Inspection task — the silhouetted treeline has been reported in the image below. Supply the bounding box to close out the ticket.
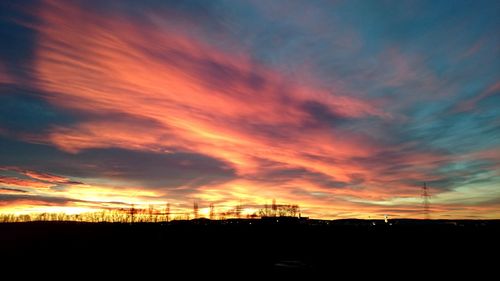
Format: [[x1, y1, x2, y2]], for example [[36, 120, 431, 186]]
[[0, 200, 302, 223]]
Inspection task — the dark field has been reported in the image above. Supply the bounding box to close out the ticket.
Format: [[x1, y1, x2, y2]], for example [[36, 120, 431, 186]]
[[1, 219, 499, 276]]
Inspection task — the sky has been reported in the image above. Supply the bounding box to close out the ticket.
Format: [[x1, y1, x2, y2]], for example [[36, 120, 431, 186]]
[[0, 0, 499, 219]]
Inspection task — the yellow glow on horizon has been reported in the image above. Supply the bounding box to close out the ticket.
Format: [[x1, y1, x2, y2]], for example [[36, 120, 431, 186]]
[[1, 205, 96, 215], [58, 184, 163, 204]]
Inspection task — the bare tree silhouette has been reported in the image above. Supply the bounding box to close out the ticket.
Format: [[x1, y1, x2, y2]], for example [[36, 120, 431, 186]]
[[129, 204, 136, 224], [258, 202, 300, 218], [235, 203, 242, 219], [165, 203, 170, 222], [148, 205, 154, 222], [0, 199, 303, 222]]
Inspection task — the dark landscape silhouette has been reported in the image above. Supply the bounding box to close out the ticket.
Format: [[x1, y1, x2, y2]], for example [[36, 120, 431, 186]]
[[1, 217, 498, 277]]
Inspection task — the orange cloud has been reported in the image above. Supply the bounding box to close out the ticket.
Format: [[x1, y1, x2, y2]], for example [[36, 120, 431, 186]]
[[33, 1, 387, 185]]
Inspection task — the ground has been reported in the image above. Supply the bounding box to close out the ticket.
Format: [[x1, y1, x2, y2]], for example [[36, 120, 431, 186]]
[[1, 219, 498, 277]]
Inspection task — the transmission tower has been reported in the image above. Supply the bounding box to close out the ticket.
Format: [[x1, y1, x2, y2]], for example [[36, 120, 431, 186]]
[[422, 182, 430, 220], [193, 201, 199, 219], [209, 203, 215, 220]]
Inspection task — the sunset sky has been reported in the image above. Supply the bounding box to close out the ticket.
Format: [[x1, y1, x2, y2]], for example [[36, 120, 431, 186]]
[[1, 0, 499, 219]]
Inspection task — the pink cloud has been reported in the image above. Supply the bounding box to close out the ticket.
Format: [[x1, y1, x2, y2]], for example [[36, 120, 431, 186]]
[[31, 1, 388, 184]]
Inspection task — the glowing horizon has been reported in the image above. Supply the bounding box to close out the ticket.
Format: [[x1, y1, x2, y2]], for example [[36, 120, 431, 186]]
[[1, 1, 499, 220]]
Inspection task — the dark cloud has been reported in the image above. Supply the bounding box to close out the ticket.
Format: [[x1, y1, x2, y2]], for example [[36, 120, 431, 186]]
[[0, 0, 39, 81], [400, 108, 500, 155], [300, 101, 349, 128], [347, 143, 500, 192], [427, 160, 499, 189], [0, 137, 236, 189], [376, 208, 422, 214], [138, 45, 268, 96], [480, 197, 500, 207], [0, 187, 28, 193], [245, 162, 360, 189], [79, 112, 167, 130], [66, 148, 236, 189], [0, 85, 77, 134], [0, 194, 80, 205]]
